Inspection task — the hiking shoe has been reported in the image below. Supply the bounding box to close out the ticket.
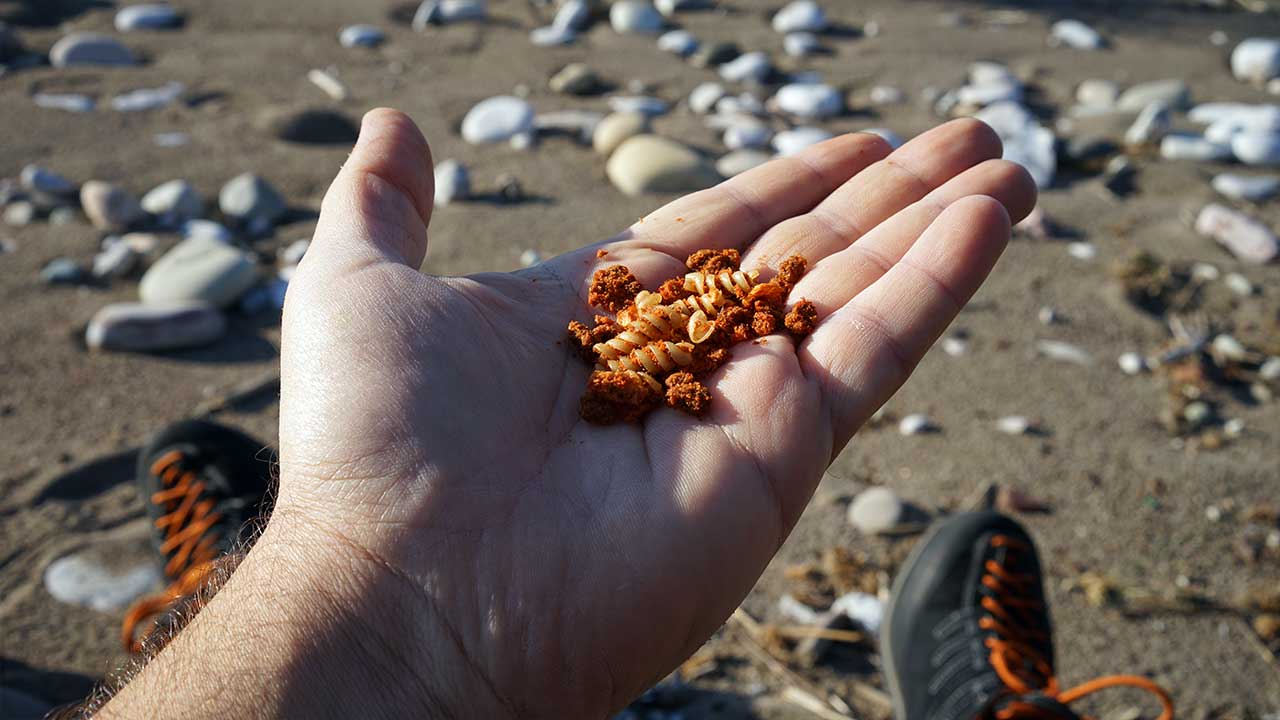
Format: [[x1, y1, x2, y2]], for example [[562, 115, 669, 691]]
[[121, 419, 274, 651], [882, 511, 1173, 720]]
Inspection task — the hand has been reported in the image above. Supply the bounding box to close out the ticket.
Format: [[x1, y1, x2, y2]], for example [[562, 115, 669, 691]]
[[104, 109, 1035, 719]]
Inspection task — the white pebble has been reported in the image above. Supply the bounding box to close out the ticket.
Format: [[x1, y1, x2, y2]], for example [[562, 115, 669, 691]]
[[774, 83, 841, 119], [724, 122, 771, 150], [773, 1, 827, 34], [1067, 242, 1097, 260], [995, 416, 1032, 435], [1125, 102, 1171, 146], [1159, 133, 1231, 161], [1050, 19, 1104, 50], [657, 30, 698, 56], [1212, 334, 1248, 361], [307, 68, 349, 100], [1231, 131, 1280, 166], [519, 248, 543, 267], [898, 413, 933, 435], [869, 85, 904, 105], [553, 0, 590, 31], [339, 25, 385, 48], [1258, 356, 1280, 380], [44, 553, 162, 611], [1231, 38, 1280, 85], [433, 159, 470, 206], [1036, 339, 1093, 365], [719, 52, 771, 84], [941, 336, 968, 356], [1223, 418, 1246, 438], [690, 82, 727, 114], [33, 93, 95, 113], [1191, 262, 1220, 282], [784, 32, 822, 57], [111, 81, 184, 112], [1224, 272, 1254, 296], [610, 1, 663, 34], [1118, 352, 1147, 375], [608, 96, 669, 116], [1194, 203, 1278, 265], [530, 25, 575, 46], [1037, 306, 1059, 325], [461, 96, 535, 144], [772, 127, 832, 156], [1211, 173, 1280, 201]]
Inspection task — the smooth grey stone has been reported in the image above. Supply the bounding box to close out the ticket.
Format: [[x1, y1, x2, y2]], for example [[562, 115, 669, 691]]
[[593, 111, 648, 156], [110, 81, 184, 112], [1211, 173, 1280, 201], [1232, 38, 1280, 84], [784, 32, 822, 58], [182, 219, 233, 242], [969, 61, 1017, 87], [714, 92, 763, 117], [339, 24, 385, 48], [44, 550, 161, 610], [772, 126, 832, 156], [140, 235, 259, 307], [1049, 19, 1104, 50], [218, 173, 286, 224], [49, 33, 135, 67], [86, 301, 226, 352], [657, 29, 698, 56], [80, 181, 143, 231], [1194, 203, 1278, 264], [718, 51, 770, 83], [413, 0, 486, 27], [716, 149, 771, 177], [530, 24, 575, 46], [154, 131, 190, 147], [41, 258, 84, 284], [1231, 131, 1280, 166], [549, 63, 601, 95], [847, 487, 905, 535], [610, 1, 663, 34], [92, 242, 139, 279], [606, 135, 719, 195], [1187, 102, 1273, 125], [433, 159, 470, 206], [868, 85, 905, 105], [1124, 102, 1171, 146], [772, 0, 826, 34], [3, 200, 35, 226], [141, 179, 203, 224], [33, 93, 95, 113], [655, 0, 709, 15], [607, 95, 668, 116], [958, 80, 1022, 107], [1116, 79, 1190, 112], [975, 101, 1056, 188], [1204, 107, 1280, 144], [115, 4, 182, 31], [534, 110, 603, 143], [1159, 133, 1232, 161], [461, 96, 534, 144], [690, 41, 738, 68], [1076, 78, 1119, 108], [774, 82, 841, 119], [20, 165, 76, 196], [689, 82, 726, 114], [723, 121, 771, 150], [1036, 339, 1093, 365], [552, 0, 590, 31]]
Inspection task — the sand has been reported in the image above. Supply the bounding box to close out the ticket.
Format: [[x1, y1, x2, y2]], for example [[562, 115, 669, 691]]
[[1, 0, 1278, 716]]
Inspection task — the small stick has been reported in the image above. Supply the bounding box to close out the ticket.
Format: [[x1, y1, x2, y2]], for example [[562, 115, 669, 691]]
[[730, 609, 858, 718], [770, 625, 867, 644]]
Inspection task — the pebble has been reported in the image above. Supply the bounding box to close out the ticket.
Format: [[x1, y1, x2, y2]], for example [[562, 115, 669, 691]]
[[534, 109, 603, 143], [655, 0, 707, 15], [969, 61, 1016, 86], [1231, 131, 1280, 166], [1159, 133, 1232, 161], [1037, 306, 1059, 325], [1188, 102, 1272, 125], [610, 1, 663, 34], [607, 95, 669, 116], [1259, 356, 1280, 381], [784, 32, 822, 58], [306, 68, 348, 100], [40, 258, 84, 285], [549, 63, 601, 96], [719, 51, 771, 84], [1049, 19, 1104, 50], [111, 81, 185, 112], [898, 413, 933, 435], [219, 173, 287, 225], [140, 236, 260, 307], [92, 242, 139, 279], [1124, 102, 1171, 146], [20, 165, 77, 196], [1067, 241, 1097, 260], [772, 127, 832, 156], [1076, 79, 1119, 108], [1225, 272, 1254, 296], [996, 416, 1033, 435], [774, 82, 841, 119], [278, 239, 310, 267], [862, 127, 904, 149], [593, 111, 649, 155], [1036, 339, 1093, 365], [3, 201, 35, 226], [113, 232, 161, 256], [1116, 79, 1190, 113], [519, 248, 543, 267], [773, 1, 827, 34], [974, 102, 1056, 188], [87, 299, 226, 350], [141, 179, 203, 225], [941, 336, 968, 356], [723, 121, 771, 150], [433, 159, 470, 206], [689, 82, 727, 114], [1212, 334, 1248, 362], [33, 93, 95, 113], [657, 30, 698, 56], [183, 219, 233, 243], [714, 93, 764, 117], [848, 487, 905, 535], [715, 149, 771, 177], [530, 25, 575, 46], [830, 592, 885, 635], [1191, 262, 1220, 282], [606, 135, 720, 196], [553, 0, 591, 31], [49, 33, 136, 67], [413, 0, 487, 28], [1118, 352, 1147, 375], [869, 85, 905, 105], [154, 131, 191, 147], [1231, 38, 1280, 85], [691, 41, 740, 68], [1203, 107, 1280, 144], [115, 4, 182, 31], [44, 551, 162, 611], [80, 181, 143, 231], [1194, 203, 1278, 264], [957, 80, 1022, 107], [1212, 173, 1280, 202], [339, 24, 386, 48]]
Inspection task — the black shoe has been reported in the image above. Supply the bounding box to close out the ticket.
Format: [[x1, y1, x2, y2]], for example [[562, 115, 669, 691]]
[[122, 419, 274, 651], [881, 511, 1173, 720]]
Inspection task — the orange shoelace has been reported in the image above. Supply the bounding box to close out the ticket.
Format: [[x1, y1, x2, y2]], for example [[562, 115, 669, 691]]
[[981, 535, 1175, 720], [120, 450, 223, 652]]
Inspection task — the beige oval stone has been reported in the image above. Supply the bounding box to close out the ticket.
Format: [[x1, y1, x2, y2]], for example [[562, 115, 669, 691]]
[[605, 135, 721, 196], [86, 301, 226, 352], [592, 112, 648, 156], [139, 236, 260, 308], [80, 181, 143, 231]]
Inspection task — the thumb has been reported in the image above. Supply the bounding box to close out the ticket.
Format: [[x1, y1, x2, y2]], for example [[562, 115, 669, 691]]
[[306, 108, 434, 271]]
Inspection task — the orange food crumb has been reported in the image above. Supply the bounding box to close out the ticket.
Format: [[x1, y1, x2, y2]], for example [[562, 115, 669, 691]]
[[666, 380, 712, 417], [784, 299, 819, 337], [777, 255, 808, 289], [751, 310, 779, 337], [596, 249, 609, 258], [658, 277, 691, 302], [745, 281, 786, 311], [665, 371, 696, 389], [588, 266, 643, 314], [686, 248, 741, 273], [580, 371, 662, 425]]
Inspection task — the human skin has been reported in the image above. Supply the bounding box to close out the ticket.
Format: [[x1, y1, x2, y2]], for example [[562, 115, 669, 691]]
[[99, 109, 1035, 719]]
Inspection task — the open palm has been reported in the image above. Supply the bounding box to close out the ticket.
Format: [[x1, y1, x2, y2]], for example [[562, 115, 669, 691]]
[[274, 109, 1036, 717]]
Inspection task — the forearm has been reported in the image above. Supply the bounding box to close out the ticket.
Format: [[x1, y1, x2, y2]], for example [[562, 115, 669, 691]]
[[96, 514, 504, 719]]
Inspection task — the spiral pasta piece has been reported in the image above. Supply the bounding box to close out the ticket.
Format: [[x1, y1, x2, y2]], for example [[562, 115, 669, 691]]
[[687, 310, 715, 344], [683, 269, 760, 299], [593, 329, 653, 362], [603, 340, 695, 374], [669, 287, 729, 318]]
